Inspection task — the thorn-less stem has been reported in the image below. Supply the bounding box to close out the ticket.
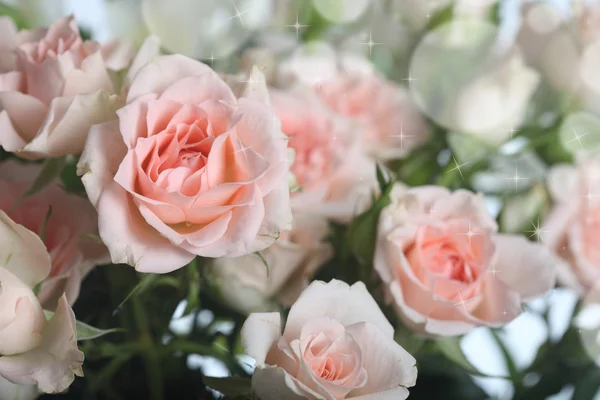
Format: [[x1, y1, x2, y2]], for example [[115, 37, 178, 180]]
[[132, 296, 164, 400]]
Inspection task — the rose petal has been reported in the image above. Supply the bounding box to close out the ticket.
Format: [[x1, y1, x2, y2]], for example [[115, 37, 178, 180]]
[[252, 365, 319, 400], [96, 182, 194, 273], [126, 54, 216, 103], [0, 91, 47, 144], [0, 211, 50, 287], [346, 322, 417, 397], [241, 312, 281, 365], [493, 234, 557, 301], [24, 91, 121, 157], [78, 120, 128, 206], [283, 280, 393, 341], [0, 295, 84, 394]]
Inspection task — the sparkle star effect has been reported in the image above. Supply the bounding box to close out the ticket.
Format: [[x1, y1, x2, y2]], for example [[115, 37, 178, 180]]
[[451, 290, 476, 314], [402, 70, 417, 88], [229, 0, 249, 26], [286, 13, 309, 38], [584, 187, 600, 208], [447, 157, 470, 180], [459, 221, 482, 245], [526, 219, 550, 243], [359, 31, 382, 57], [489, 263, 502, 279], [207, 51, 218, 65], [233, 137, 257, 162], [504, 166, 528, 191], [390, 124, 415, 149], [568, 128, 588, 149]]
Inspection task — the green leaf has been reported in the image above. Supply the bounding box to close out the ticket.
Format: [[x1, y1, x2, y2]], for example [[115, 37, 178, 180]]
[[572, 368, 600, 400], [348, 174, 395, 267], [375, 163, 388, 192], [395, 323, 426, 355], [12, 157, 66, 210], [436, 336, 507, 378], [425, 3, 454, 31], [203, 376, 252, 397], [44, 311, 123, 341]]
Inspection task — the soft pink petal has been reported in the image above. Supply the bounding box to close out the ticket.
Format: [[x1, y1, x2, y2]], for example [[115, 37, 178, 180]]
[[101, 37, 136, 71], [241, 312, 282, 365], [62, 51, 114, 97], [283, 280, 393, 342], [24, 91, 121, 157], [0, 295, 84, 394], [493, 234, 557, 301], [0, 91, 47, 143], [346, 322, 417, 397], [123, 36, 161, 91], [0, 211, 51, 287], [78, 120, 128, 206], [96, 182, 194, 273], [126, 54, 216, 103], [159, 73, 236, 106]]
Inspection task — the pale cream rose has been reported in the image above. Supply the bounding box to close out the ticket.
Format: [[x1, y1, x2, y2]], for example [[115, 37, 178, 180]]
[[0, 211, 83, 393]]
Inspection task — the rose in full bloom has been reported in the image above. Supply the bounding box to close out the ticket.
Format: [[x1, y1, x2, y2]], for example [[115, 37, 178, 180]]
[[374, 185, 557, 336], [543, 156, 600, 295], [0, 160, 109, 309], [212, 213, 333, 313], [0, 211, 83, 393], [270, 87, 376, 221], [0, 15, 120, 158], [279, 42, 430, 161], [78, 57, 292, 273], [242, 280, 417, 400]]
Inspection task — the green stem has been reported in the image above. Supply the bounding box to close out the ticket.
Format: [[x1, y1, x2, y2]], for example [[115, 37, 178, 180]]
[[132, 296, 164, 400]]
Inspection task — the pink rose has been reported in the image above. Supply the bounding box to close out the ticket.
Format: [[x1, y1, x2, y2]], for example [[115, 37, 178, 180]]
[[543, 157, 600, 294], [78, 57, 292, 273], [374, 185, 557, 336], [242, 280, 417, 400], [0, 15, 120, 158], [0, 211, 83, 393], [213, 212, 333, 313], [270, 87, 376, 221], [0, 160, 109, 309], [279, 43, 430, 161]]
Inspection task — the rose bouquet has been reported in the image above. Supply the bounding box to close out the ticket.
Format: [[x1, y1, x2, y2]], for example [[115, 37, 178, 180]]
[[0, 0, 599, 399]]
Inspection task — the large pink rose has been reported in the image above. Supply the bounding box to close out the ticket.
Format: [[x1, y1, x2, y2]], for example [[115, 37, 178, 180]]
[[543, 156, 600, 295], [279, 43, 430, 161], [213, 212, 333, 313], [242, 280, 417, 400], [270, 87, 376, 221], [0, 211, 83, 393], [0, 15, 120, 158], [78, 57, 292, 273], [0, 160, 108, 308], [374, 185, 557, 336]]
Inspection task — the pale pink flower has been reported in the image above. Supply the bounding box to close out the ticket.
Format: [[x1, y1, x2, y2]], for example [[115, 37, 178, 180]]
[[242, 280, 418, 400], [374, 185, 557, 336], [0, 211, 83, 393], [270, 87, 376, 221], [78, 57, 292, 273], [543, 156, 600, 295], [0, 15, 120, 158]]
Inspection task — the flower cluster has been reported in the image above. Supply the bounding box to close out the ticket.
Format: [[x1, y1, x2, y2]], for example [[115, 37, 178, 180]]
[[0, 2, 597, 398]]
